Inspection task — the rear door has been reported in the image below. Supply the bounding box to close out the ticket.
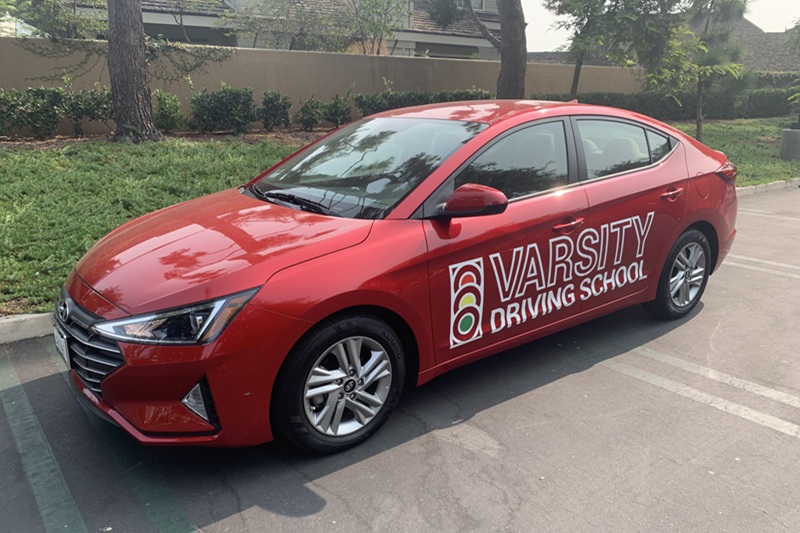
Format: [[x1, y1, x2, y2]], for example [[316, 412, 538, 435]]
[[571, 116, 688, 311]]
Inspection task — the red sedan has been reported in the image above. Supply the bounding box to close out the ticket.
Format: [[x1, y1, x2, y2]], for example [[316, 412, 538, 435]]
[[53, 101, 737, 452]]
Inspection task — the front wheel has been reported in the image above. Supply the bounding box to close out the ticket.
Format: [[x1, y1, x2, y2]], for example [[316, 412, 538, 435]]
[[644, 229, 711, 320], [271, 313, 405, 454]]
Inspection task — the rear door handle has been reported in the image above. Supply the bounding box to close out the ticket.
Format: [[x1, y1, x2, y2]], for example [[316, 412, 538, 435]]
[[661, 187, 684, 201], [552, 217, 585, 233]]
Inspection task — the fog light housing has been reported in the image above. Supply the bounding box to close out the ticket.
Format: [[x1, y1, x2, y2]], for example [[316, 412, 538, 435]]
[[181, 378, 218, 427]]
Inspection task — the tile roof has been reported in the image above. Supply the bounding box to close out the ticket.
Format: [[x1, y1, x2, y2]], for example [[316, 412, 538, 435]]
[[729, 18, 799, 73], [141, 0, 233, 16], [526, 51, 613, 66], [409, 1, 500, 39]]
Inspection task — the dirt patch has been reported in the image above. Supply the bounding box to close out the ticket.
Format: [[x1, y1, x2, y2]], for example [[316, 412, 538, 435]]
[[0, 298, 37, 317]]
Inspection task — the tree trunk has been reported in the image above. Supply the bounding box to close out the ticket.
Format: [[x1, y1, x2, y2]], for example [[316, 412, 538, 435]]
[[495, 0, 527, 99], [107, 0, 160, 143], [569, 58, 583, 100], [695, 79, 704, 142]]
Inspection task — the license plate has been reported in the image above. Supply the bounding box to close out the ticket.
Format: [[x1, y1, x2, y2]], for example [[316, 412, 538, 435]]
[[53, 325, 69, 367]]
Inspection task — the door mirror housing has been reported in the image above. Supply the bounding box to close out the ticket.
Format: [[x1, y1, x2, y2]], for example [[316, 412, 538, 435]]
[[439, 183, 508, 218]]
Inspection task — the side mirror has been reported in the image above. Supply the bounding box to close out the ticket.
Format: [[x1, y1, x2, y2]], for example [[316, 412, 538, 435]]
[[440, 183, 508, 218]]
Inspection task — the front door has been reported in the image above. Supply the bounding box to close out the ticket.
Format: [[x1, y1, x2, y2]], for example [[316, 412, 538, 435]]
[[424, 120, 589, 365]]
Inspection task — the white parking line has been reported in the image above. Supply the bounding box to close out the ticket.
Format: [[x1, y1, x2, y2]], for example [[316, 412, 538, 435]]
[[727, 254, 800, 271], [0, 352, 88, 533], [601, 360, 800, 440], [633, 346, 800, 410], [723, 261, 800, 281]]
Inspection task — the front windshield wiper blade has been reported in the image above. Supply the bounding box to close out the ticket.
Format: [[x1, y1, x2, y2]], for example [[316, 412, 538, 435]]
[[252, 186, 336, 216]]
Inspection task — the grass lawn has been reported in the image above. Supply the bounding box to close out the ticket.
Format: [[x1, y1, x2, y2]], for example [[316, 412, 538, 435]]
[[1, 138, 296, 315], [2, 117, 799, 315], [671, 116, 800, 186]]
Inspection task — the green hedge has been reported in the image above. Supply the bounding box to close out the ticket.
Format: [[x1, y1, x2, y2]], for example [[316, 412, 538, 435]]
[[189, 83, 258, 134], [756, 71, 799, 89], [0, 85, 114, 140], [13, 83, 790, 140], [531, 89, 793, 121], [354, 87, 494, 116]]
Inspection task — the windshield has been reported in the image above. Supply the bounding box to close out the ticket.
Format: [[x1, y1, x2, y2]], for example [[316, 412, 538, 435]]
[[251, 117, 487, 219]]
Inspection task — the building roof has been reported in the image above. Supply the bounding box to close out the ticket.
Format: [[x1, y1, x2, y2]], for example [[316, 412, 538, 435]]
[[729, 18, 799, 73], [409, 1, 500, 40], [526, 51, 613, 66], [141, 0, 232, 17]]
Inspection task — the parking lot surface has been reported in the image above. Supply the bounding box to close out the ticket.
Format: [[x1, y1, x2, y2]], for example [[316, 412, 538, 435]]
[[2, 187, 800, 533]]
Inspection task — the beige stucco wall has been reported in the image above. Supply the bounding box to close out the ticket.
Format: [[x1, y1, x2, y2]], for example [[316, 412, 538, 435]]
[[0, 37, 643, 134]]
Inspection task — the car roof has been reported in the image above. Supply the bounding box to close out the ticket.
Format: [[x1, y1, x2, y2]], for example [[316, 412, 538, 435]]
[[373, 99, 697, 145], [374, 99, 591, 125]]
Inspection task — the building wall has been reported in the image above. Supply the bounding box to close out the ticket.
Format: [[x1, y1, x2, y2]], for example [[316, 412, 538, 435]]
[[0, 37, 643, 133]]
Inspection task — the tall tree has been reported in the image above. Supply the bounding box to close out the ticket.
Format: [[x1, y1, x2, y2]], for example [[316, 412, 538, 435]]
[[464, 0, 527, 98], [545, 0, 688, 100], [687, 0, 746, 141], [495, 0, 527, 98], [787, 19, 800, 126], [107, 0, 160, 142], [220, 0, 357, 51], [9, 0, 106, 39], [344, 0, 411, 55], [544, 0, 607, 99]]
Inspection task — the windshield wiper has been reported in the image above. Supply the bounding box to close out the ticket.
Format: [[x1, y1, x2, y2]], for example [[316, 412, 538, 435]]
[[251, 185, 336, 216]]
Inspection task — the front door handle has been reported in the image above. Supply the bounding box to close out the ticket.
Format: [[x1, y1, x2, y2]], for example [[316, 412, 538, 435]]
[[552, 217, 585, 234], [661, 187, 684, 201]]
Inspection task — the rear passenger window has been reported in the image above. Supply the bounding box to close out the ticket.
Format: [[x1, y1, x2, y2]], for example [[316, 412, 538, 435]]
[[456, 121, 569, 200], [577, 120, 651, 179], [647, 130, 671, 162]]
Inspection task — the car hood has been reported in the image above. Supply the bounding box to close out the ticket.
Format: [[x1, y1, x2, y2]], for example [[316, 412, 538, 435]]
[[76, 188, 373, 316]]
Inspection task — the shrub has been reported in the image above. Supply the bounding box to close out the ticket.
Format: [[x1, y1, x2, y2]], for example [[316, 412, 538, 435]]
[[9, 87, 65, 140], [153, 89, 186, 133], [354, 86, 494, 116], [261, 90, 292, 131], [531, 89, 794, 122], [434, 87, 495, 102], [532, 92, 691, 121], [0, 89, 20, 136], [62, 85, 114, 137], [790, 77, 800, 124], [189, 81, 258, 133], [295, 96, 325, 131], [324, 88, 353, 127], [735, 88, 792, 119], [756, 71, 799, 89]]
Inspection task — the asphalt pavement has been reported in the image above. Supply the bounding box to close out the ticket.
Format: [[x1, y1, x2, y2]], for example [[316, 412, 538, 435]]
[[2, 184, 800, 532]]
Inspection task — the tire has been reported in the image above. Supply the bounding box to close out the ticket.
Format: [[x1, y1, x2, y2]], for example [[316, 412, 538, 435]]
[[643, 228, 711, 320], [271, 313, 406, 454]]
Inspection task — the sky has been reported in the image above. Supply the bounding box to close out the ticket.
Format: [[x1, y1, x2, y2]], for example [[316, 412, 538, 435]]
[[521, 0, 800, 51]]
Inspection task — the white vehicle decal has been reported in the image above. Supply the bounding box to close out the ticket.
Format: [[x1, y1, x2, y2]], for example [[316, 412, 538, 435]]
[[449, 259, 484, 348], [449, 212, 654, 347]]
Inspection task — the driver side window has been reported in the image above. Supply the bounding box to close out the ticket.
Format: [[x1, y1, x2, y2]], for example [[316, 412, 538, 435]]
[[455, 121, 569, 200]]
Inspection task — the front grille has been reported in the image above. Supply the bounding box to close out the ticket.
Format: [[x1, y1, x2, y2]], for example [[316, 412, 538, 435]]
[[55, 287, 125, 397]]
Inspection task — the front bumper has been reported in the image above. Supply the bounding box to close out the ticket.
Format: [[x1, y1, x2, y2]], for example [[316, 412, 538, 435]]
[[58, 277, 312, 447]]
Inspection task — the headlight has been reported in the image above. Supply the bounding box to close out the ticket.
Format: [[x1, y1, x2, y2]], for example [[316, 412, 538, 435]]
[[92, 288, 259, 345]]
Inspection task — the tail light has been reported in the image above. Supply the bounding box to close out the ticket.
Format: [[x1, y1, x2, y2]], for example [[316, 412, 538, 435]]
[[715, 162, 737, 185]]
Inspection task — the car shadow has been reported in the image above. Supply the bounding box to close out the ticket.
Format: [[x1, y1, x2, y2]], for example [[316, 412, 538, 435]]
[[3, 302, 703, 529]]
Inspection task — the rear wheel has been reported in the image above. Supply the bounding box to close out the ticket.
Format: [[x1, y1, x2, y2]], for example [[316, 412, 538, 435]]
[[644, 229, 711, 319], [272, 313, 405, 453]]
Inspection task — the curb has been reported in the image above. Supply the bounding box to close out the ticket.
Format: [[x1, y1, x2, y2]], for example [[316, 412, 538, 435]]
[[735, 177, 800, 197], [2, 178, 799, 347], [0, 312, 52, 345]]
